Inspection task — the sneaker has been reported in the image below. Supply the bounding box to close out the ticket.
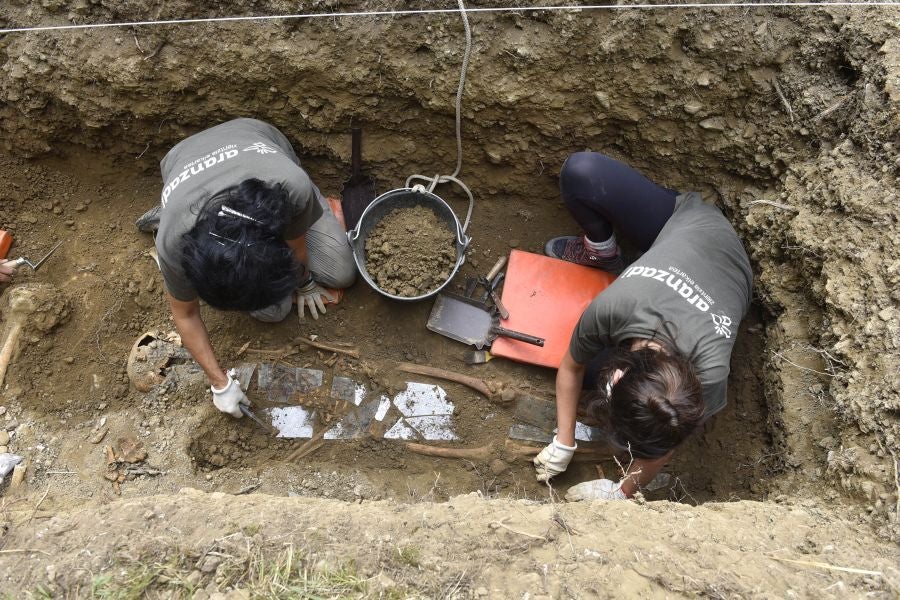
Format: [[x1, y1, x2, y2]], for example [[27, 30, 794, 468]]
[[544, 235, 626, 274], [135, 205, 161, 233]]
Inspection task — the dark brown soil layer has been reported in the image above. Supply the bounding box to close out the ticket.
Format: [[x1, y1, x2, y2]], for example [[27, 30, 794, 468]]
[[364, 205, 456, 297]]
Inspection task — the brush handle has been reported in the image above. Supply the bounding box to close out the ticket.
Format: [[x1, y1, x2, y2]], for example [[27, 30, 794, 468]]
[[485, 255, 507, 281], [492, 326, 544, 347]]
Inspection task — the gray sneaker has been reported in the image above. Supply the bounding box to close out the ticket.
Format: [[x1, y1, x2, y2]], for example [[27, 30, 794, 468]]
[[544, 236, 625, 275], [135, 205, 161, 233]]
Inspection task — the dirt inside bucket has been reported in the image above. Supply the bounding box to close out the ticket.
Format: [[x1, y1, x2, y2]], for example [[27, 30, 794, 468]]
[[364, 205, 457, 297]]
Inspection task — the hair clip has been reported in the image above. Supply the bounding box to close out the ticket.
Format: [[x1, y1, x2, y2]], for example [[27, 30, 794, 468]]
[[209, 231, 255, 247], [218, 205, 263, 224]]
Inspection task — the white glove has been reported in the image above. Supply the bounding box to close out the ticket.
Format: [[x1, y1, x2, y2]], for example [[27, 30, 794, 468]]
[[533, 435, 577, 482], [211, 369, 250, 418], [296, 279, 335, 321], [565, 479, 627, 502]]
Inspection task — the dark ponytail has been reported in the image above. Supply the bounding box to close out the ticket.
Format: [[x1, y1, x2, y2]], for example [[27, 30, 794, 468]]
[[586, 334, 704, 459], [181, 178, 303, 311]]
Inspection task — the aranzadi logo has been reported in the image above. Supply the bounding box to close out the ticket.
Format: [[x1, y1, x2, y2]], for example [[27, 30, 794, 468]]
[[243, 142, 278, 155], [711, 312, 733, 338], [620, 264, 714, 312], [621, 263, 734, 338], [161, 145, 239, 207]]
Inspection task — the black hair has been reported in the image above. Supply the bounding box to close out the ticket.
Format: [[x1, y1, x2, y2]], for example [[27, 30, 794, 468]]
[[180, 178, 303, 311], [585, 326, 705, 459]]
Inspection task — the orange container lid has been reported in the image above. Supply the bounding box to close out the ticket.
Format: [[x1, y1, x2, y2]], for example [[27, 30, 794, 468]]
[[490, 249, 616, 368]]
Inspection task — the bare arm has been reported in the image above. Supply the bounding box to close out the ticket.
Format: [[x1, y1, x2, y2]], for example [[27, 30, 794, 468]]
[[620, 452, 672, 497], [555, 350, 585, 447], [166, 292, 228, 389]]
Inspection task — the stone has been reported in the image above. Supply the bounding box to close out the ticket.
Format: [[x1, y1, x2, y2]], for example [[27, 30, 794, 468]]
[[198, 555, 223, 573], [0, 431, 8, 446], [593, 91, 611, 110], [699, 117, 726, 131]]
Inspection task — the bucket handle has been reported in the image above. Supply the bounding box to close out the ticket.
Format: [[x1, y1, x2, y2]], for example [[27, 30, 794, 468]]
[[406, 173, 474, 235]]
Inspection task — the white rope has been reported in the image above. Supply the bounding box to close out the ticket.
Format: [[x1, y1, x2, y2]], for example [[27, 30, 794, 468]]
[[1, 3, 897, 34], [406, 0, 475, 235]]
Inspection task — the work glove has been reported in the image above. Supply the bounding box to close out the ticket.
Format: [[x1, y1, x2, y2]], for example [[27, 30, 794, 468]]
[[565, 479, 627, 502], [296, 279, 335, 321], [211, 369, 250, 418], [533, 435, 577, 482]]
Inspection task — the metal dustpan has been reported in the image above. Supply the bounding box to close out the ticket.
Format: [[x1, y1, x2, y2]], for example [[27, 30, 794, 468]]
[[426, 293, 544, 350]]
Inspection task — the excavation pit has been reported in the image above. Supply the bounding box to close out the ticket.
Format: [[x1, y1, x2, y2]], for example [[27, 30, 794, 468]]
[[0, 2, 897, 596]]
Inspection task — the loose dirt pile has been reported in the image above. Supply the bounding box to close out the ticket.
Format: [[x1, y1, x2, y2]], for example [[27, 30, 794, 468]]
[[364, 205, 456, 297], [0, 0, 898, 595]]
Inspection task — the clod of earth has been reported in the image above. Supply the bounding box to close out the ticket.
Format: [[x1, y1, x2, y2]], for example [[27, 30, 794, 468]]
[[0, 284, 68, 389], [364, 205, 456, 297]]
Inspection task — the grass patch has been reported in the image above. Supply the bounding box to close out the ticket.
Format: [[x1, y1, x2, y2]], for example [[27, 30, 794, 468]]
[[22, 547, 377, 599], [394, 545, 421, 569], [217, 547, 367, 598]]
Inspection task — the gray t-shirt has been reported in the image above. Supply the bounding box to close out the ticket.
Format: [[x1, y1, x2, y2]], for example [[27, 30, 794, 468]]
[[569, 192, 752, 416], [156, 118, 323, 301]]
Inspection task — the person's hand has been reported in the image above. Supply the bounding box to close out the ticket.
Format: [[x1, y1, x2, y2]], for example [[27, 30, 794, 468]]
[[210, 369, 250, 418], [0, 260, 18, 283], [533, 435, 577, 482], [296, 279, 335, 321], [565, 479, 627, 501]]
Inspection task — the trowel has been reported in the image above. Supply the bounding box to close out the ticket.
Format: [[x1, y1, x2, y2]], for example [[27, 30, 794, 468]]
[[5, 240, 63, 271], [239, 404, 277, 435]]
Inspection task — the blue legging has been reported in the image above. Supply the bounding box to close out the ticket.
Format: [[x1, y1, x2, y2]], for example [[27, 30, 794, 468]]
[[560, 152, 678, 251]]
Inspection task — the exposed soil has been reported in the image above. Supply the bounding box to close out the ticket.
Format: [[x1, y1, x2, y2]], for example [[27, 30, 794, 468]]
[[3, 491, 900, 598], [0, 0, 898, 595], [365, 205, 457, 297]]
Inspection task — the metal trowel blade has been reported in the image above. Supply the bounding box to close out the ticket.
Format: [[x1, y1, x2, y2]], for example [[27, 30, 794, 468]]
[[240, 405, 276, 435]]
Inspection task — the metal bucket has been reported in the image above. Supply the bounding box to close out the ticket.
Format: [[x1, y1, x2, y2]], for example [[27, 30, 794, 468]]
[[347, 187, 470, 301]]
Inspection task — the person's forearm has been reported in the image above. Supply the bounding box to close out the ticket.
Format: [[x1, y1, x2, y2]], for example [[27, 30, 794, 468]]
[[555, 352, 585, 447], [620, 452, 671, 497], [168, 299, 227, 388]]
